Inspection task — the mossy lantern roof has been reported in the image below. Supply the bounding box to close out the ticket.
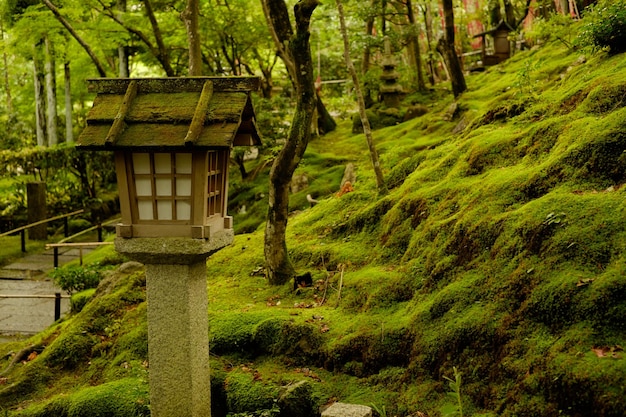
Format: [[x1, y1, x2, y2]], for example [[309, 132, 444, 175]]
[[76, 77, 261, 151]]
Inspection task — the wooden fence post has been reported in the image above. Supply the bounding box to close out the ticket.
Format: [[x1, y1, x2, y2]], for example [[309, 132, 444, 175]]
[[27, 182, 47, 240]]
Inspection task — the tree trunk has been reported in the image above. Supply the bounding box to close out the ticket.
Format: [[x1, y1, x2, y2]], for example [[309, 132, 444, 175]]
[[315, 91, 337, 134], [117, 0, 129, 77], [42, 0, 108, 77], [362, 0, 376, 107], [44, 37, 58, 146], [336, 0, 387, 194], [503, 0, 516, 27], [406, 0, 426, 91], [1, 22, 12, 113], [262, 0, 334, 135], [33, 43, 46, 147], [439, 0, 466, 98], [423, 2, 437, 86], [64, 62, 73, 143], [182, 0, 202, 76], [263, 0, 319, 286], [488, 0, 502, 26]]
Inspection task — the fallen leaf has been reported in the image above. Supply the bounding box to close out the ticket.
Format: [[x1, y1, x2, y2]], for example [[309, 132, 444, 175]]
[[27, 351, 37, 361], [592, 346, 623, 359]]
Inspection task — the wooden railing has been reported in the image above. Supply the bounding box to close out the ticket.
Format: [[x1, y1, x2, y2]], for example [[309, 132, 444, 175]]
[[0, 209, 85, 253], [0, 293, 69, 321], [45, 217, 119, 267]]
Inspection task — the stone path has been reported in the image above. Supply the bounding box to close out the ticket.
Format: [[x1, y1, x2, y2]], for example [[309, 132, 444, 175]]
[[0, 246, 95, 336]]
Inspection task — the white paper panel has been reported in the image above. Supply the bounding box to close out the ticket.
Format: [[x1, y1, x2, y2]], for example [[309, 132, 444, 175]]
[[176, 178, 192, 196], [135, 178, 152, 196], [156, 178, 172, 196], [157, 200, 173, 220], [176, 153, 192, 174], [137, 201, 153, 220], [176, 201, 191, 221], [132, 153, 151, 174], [154, 153, 171, 174]]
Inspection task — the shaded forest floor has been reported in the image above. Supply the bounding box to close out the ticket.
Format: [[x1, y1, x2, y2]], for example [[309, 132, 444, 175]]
[[1, 38, 626, 417]]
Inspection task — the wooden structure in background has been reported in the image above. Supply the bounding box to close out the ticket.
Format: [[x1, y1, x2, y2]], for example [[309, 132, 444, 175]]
[[474, 20, 515, 66]]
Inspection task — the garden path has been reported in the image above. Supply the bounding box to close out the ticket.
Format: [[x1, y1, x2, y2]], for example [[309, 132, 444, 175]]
[[0, 246, 95, 338]]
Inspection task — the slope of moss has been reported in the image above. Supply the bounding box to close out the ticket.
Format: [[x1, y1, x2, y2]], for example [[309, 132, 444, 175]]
[[2, 39, 626, 416]]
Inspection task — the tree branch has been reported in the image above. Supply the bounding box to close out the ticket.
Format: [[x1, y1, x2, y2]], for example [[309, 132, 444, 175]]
[[142, 0, 175, 76], [42, 0, 108, 77]]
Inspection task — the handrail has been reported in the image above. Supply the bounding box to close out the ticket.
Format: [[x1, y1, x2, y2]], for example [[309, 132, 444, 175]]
[[0, 292, 68, 321], [55, 217, 120, 244], [46, 242, 114, 249], [0, 209, 84, 237]]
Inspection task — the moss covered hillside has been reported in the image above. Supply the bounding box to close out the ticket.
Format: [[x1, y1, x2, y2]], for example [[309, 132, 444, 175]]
[[2, 38, 626, 416]]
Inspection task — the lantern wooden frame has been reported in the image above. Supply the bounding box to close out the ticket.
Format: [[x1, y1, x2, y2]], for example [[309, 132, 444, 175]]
[[77, 77, 260, 240]]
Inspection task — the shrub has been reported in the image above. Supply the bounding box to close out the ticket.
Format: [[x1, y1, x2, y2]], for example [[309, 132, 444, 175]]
[[578, 0, 626, 54], [51, 263, 102, 295]]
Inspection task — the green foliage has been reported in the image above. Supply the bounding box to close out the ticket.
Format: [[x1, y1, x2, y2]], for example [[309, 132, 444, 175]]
[[525, 14, 576, 49], [51, 264, 102, 295], [441, 367, 464, 417], [578, 0, 626, 54]]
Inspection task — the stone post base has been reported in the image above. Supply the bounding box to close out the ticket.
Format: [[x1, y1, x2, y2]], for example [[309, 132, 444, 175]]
[[115, 236, 233, 417], [145, 262, 210, 417]]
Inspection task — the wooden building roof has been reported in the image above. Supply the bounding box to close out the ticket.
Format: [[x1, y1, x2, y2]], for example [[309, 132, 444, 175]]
[[77, 77, 261, 151]]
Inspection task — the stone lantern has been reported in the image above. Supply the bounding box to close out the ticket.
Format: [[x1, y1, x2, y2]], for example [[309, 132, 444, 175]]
[[76, 77, 260, 417]]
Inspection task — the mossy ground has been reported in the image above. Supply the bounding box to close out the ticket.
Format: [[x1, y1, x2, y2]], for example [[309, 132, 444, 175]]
[[2, 37, 626, 416]]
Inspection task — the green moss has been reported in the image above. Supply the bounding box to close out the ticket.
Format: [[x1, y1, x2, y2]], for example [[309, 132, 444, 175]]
[[66, 378, 149, 417], [225, 371, 279, 413], [70, 288, 96, 313]]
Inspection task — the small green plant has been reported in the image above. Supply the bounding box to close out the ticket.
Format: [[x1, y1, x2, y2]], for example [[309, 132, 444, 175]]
[[543, 211, 566, 227], [371, 403, 388, 417], [515, 59, 543, 96], [577, 0, 626, 54], [51, 263, 102, 295], [441, 366, 464, 417]]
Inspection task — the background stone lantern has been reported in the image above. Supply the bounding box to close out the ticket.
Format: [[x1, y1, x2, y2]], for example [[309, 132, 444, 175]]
[[77, 76, 260, 417]]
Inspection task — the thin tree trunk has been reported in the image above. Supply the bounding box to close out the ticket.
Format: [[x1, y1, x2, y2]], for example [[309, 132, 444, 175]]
[[423, 1, 437, 86], [264, 0, 319, 286], [439, 0, 466, 98], [117, 0, 129, 77], [182, 0, 202, 76], [1, 22, 12, 113], [143, 0, 175, 76], [362, 0, 375, 75], [42, 0, 108, 77], [64, 62, 73, 143], [407, 0, 426, 91], [336, 0, 387, 194], [44, 37, 58, 146], [504, 0, 516, 26], [33, 43, 46, 147], [362, 0, 376, 108]]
